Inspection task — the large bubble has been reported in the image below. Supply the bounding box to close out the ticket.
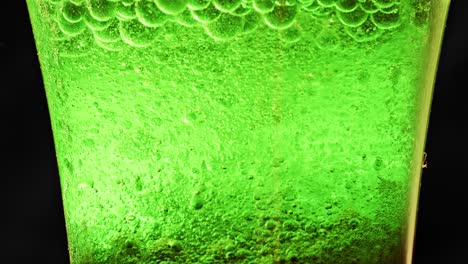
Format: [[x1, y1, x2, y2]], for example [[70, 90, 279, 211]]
[[360, 0, 379, 13], [335, 0, 359, 13], [370, 10, 400, 29], [61, 1, 85, 23], [345, 18, 382, 42], [92, 19, 121, 42], [115, 1, 136, 21], [187, 0, 211, 10], [57, 11, 86, 36]]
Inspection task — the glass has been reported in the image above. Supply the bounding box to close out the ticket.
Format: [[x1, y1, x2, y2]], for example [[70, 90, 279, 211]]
[[26, 0, 450, 263]]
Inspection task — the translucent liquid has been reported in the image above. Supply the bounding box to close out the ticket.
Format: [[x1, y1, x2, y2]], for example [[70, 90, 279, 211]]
[[26, 0, 446, 263]]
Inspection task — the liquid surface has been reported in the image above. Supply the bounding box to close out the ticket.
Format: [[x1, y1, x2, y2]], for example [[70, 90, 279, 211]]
[[27, 0, 435, 263]]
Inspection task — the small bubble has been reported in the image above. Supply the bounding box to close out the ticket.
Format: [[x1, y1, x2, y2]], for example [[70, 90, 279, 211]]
[[115, 1, 137, 21], [191, 195, 204, 210]]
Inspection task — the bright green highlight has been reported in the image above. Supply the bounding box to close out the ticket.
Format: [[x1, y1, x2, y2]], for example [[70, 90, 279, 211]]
[[26, 0, 446, 263]]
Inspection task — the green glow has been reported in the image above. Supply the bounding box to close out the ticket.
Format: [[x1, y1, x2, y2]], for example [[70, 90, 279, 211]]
[[26, 0, 449, 263]]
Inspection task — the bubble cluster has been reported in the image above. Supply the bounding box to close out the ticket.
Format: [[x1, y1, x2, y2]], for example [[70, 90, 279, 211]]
[[46, 0, 407, 50]]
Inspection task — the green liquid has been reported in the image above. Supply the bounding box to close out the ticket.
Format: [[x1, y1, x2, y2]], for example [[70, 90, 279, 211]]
[[26, 0, 447, 263]]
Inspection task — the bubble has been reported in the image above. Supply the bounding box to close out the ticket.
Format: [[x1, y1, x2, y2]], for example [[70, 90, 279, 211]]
[[230, 5, 251, 16], [86, 0, 117, 21], [95, 37, 125, 51], [191, 195, 204, 210], [335, 0, 359, 12], [242, 11, 261, 34], [204, 13, 245, 40], [69, 0, 84, 5], [155, 0, 188, 15], [337, 7, 368, 27], [174, 9, 199, 27], [360, 0, 379, 13], [115, 1, 137, 21], [252, 0, 275, 14], [84, 11, 112, 30], [371, 0, 395, 9], [92, 19, 121, 42], [317, 0, 336, 8], [344, 17, 382, 42], [371, 10, 400, 29], [61, 1, 85, 23], [57, 32, 93, 57], [264, 219, 279, 230], [187, 0, 211, 10], [302, 1, 320, 12], [373, 157, 383, 170], [57, 12, 86, 36], [135, 0, 169, 27], [119, 19, 158, 48], [264, 5, 298, 30], [315, 29, 339, 49], [191, 3, 222, 24], [213, 0, 242, 13], [282, 220, 299, 231], [310, 6, 334, 18]]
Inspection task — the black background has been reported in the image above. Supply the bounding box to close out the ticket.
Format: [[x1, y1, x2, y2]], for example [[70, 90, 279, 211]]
[[2, 1, 467, 263]]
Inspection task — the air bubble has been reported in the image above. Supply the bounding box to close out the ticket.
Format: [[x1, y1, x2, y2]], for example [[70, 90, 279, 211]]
[[86, 0, 117, 21], [344, 17, 382, 42], [279, 26, 302, 43], [317, 0, 336, 8], [84, 11, 112, 30], [371, 10, 400, 29], [155, 0, 188, 15], [213, 0, 242, 13], [57, 32, 93, 57], [187, 0, 211, 10], [92, 19, 121, 42], [315, 29, 339, 49], [230, 5, 251, 16], [115, 1, 137, 21], [335, 0, 359, 12], [242, 12, 261, 34], [174, 9, 199, 27], [371, 0, 395, 9], [95, 37, 125, 51], [119, 19, 157, 48], [337, 7, 368, 27], [135, 0, 169, 27], [204, 13, 245, 40], [57, 12, 86, 36], [191, 3, 222, 24], [264, 5, 298, 30], [61, 2, 85, 23], [360, 0, 379, 13], [302, 1, 320, 12], [252, 0, 275, 14]]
